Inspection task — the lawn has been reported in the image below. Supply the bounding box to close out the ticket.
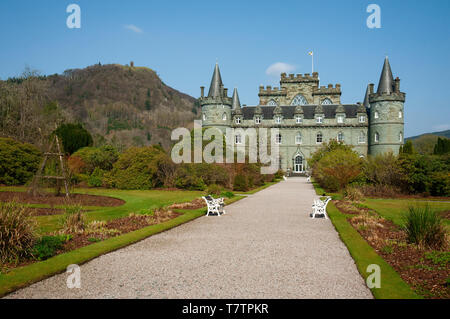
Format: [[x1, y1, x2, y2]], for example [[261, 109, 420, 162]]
[[363, 198, 450, 230], [0, 186, 245, 297]]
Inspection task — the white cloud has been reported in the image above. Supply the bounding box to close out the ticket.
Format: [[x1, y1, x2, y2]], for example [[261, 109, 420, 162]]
[[433, 124, 450, 131], [124, 24, 143, 33], [265, 62, 296, 77]]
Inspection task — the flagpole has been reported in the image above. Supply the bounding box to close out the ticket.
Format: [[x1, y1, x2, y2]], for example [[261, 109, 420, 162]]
[[312, 52, 314, 73]]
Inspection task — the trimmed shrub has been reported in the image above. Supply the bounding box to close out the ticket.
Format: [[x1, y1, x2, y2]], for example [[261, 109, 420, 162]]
[[403, 206, 447, 249], [32, 235, 71, 260], [0, 138, 42, 185], [0, 201, 36, 264], [55, 123, 93, 155]]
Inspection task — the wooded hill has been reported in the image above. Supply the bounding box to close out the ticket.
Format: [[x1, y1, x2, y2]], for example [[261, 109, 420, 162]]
[[406, 130, 450, 154], [0, 63, 199, 150]]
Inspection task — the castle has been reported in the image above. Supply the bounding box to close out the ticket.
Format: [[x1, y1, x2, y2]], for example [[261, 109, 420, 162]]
[[200, 57, 405, 173]]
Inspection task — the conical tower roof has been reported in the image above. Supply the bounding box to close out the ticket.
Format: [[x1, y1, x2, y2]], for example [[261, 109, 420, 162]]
[[377, 57, 395, 94], [363, 84, 370, 108], [207, 63, 223, 98], [232, 88, 241, 110], [232, 88, 242, 114]]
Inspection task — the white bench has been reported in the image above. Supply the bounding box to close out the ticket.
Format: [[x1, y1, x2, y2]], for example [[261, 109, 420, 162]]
[[202, 195, 225, 216], [310, 196, 331, 219]]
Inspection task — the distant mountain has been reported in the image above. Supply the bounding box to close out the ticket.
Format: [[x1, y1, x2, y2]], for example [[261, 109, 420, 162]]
[[406, 129, 450, 141], [0, 63, 200, 150], [405, 130, 450, 154]]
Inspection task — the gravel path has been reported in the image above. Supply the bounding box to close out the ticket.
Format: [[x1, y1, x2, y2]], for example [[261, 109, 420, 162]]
[[6, 177, 372, 299]]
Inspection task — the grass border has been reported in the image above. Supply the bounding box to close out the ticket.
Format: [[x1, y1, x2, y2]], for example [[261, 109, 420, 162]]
[[310, 182, 420, 298], [0, 196, 244, 297]]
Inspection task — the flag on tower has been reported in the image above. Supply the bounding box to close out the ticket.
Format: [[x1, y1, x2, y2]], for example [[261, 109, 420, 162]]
[[308, 51, 313, 56]]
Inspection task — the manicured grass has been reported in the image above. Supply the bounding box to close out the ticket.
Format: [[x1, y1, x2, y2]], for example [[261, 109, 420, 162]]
[[0, 193, 244, 297], [326, 203, 420, 299], [363, 198, 450, 230]]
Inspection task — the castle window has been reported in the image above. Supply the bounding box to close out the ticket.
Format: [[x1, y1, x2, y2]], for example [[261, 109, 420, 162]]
[[202, 113, 206, 121], [337, 115, 344, 124], [337, 132, 344, 142], [316, 132, 323, 144], [222, 113, 227, 121], [358, 132, 365, 144], [255, 116, 261, 124], [275, 116, 281, 124], [296, 116, 303, 124], [322, 98, 332, 105], [267, 100, 278, 106], [359, 115, 366, 123], [399, 111, 403, 119], [235, 134, 242, 144], [235, 117, 241, 124], [295, 132, 302, 144], [374, 111, 379, 119], [316, 116, 323, 124], [291, 94, 308, 106], [399, 132, 403, 142], [375, 132, 379, 143], [275, 133, 282, 144]]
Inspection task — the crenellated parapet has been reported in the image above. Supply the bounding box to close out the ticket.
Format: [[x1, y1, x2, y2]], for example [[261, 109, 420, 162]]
[[280, 72, 319, 83], [199, 95, 232, 107], [258, 85, 287, 97], [313, 84, 342, 96], [368, 77, 405, 103]]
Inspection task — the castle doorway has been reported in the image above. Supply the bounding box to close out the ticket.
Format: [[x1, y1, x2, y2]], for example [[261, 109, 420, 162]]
[[294, 155, 304, 173]]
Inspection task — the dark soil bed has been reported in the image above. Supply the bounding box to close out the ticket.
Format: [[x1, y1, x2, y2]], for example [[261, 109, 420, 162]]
[[0, 191, 125, 207], [338, 200, 450, 299], [26, 207, 66, 216]]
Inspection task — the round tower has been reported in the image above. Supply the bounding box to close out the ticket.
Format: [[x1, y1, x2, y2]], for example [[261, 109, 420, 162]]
[[200, 63, 232, 132], [369, 57, 406, 156]]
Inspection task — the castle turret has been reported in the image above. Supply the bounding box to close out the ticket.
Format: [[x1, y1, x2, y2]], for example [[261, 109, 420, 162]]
[[200, 63, 232, 131], [368, 57, 405, 156]]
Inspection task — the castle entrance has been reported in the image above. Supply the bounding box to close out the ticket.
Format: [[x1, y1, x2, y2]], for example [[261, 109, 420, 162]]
[[294, 155, 304, 173]]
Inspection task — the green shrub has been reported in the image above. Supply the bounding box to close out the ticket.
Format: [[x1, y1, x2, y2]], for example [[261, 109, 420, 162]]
[[32, 235, 71, 260], [87, 167, 104, 187], [69, 145, 119, 175], [221, 191, 234, 198], [233, 175, 248, 192], [0, 138, 42, 185], [55, 123, 93, 155], [0, 201, 36, 264], [403, 206, 447, 249]]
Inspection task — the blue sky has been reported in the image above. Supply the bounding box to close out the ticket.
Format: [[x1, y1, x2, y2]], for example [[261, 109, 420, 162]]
[[0, 0, 449, 137]]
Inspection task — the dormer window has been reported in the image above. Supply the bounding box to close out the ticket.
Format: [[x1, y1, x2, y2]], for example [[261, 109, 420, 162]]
[[359, 115, 366, 123], [255, 116, 261, 124], [337, 115, 344, 124], [316, 116, 323, 124], [275, 116, 281, 124], [235, 117, 241, 124], [295, 116, 303, 124]]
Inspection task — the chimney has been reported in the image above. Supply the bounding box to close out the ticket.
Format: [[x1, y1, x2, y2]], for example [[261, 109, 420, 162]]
[[369, 83, 374, 94], [200, 86, 205, 97], [224, 88, 228, 97]]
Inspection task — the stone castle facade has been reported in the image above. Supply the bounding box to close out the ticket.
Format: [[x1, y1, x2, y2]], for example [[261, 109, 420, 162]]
[[200, 57, 405, 173]]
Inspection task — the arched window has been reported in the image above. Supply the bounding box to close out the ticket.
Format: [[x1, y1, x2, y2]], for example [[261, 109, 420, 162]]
[[235, 134, 242, 144], [202, 113, 206, 121], [275, 133, 282, 144], [222, 113, 227, 121], [399, 111, 403, 119], [375, 132, 379, 143], [358, 132, 365, 144], [316, 132, 323, 144], [290, 94, 308, 106], [322, 98, 332, 105], [295, 132, 302, 144], [294, 155, 303, 173], [337, 132, 344, 142], [267, 100, 278, 106], [399, 132, 403, 142]]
